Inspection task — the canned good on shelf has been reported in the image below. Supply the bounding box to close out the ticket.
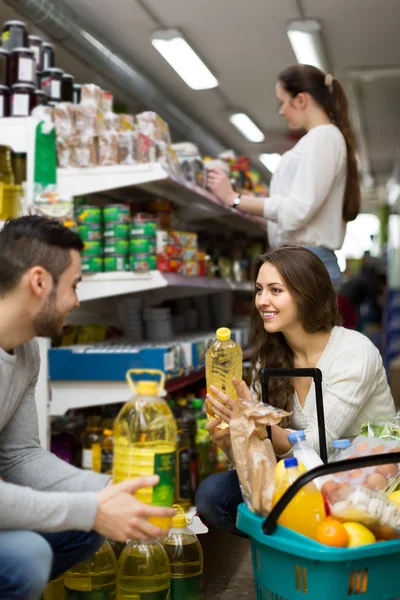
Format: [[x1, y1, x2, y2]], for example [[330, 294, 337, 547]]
[[130, 255, 150, 273], [131, 221, 157, 237], [103, 254, 129, 272], [75, 205, 102, 224], [81, 241, 102, 256], [129, 237, 156, 254], [10, 83, 36, 117], [81, 256, 103, 273], [103, 204, 130, 223], [77, 223, 103, 241], [103, 222, 129, 239], [103, 238, 129, 255], [1, 21, 28, 52]]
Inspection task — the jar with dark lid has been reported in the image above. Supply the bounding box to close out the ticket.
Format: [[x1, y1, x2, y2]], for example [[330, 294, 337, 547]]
[[11, 153, 27, 185], [28, 35, 43, 71], [35, 89, 48, 106], [0, 85, 10, 118], [72, 83, 81, 105], [61, 73, 74, 102], [0, 49, 9, 85], [40, 67, 64, 102], [10, 83, 36, 117], [42, 42, 55, 71], [1, 21, 28, 52], [9, 47, 35, 86]]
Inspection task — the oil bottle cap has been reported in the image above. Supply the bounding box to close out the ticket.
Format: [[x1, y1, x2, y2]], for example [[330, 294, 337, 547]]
[[172, 513, 187, 528], [136, 381, 158, 396], [216, 327, 231, 341]]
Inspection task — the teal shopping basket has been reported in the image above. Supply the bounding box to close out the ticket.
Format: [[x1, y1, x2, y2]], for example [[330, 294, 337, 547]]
[[236, 367, 400, 599]]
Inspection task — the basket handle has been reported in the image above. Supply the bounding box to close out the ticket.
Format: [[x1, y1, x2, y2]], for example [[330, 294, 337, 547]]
[[262, 451, 400, 535], [260, 367, 328, 464]]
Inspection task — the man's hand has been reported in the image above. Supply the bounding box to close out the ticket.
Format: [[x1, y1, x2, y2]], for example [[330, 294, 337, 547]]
[[94, 475, 176, 542]]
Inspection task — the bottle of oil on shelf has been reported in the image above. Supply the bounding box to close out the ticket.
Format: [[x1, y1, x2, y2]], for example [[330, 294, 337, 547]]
[[112, 369, 177, 529], [81, 415, 103, 472]]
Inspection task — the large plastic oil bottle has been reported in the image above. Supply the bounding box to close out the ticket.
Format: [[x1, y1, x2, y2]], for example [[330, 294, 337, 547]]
[[159, 507, 203, 600], [42, 575, 65, 600], [117, 539, 170, 599], [64, 541, 117, 598], [272, 457, 326, 540], [205, 328, 242, 428], [113, 369, 177, 529]]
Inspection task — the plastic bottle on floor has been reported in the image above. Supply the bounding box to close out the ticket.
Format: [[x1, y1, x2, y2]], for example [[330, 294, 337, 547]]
[[272, 457, 326, 540], [117, 539, 170, 599], [43, 575, 65, 600], [159, 507, 203, 600], [112, 369, 177, 529], [64, 541, 117, 598], [331, 439, 351, 461], [205, 328, 242, 429]]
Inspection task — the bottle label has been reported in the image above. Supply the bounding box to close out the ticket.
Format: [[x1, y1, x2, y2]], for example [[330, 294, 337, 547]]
[[171, 574, 202, 599], [0, 97, 4, 118], [101, 449, 113, 473], [51, 79, 61, 100], [152, 452, 175, 506], [65, 590, 115, 599], [82, 449, 92, 469], [176, 447, 192, 501], [12, 93, 29, 117], [18, 57, 34, 83]]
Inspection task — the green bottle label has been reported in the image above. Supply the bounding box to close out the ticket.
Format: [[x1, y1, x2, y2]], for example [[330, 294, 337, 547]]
[[171, 575, 202, 600], [153, 452, 175, 506], [65, 590, 115, 599]]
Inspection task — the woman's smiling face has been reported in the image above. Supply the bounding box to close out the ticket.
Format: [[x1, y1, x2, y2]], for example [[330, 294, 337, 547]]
[[255, 262, 300, 334]]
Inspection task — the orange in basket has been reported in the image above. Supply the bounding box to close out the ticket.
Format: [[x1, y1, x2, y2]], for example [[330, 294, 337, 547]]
[[315, 518, 349, 548]]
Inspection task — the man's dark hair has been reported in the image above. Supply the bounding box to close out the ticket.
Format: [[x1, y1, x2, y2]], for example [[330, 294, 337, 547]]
[[0, 215, 84, 295]]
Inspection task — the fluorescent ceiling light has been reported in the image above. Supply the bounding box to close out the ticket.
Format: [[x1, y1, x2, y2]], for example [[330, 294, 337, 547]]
[[229, 113, 265, 143], [259, 153, 282, 174], [287, 20, 330, 73], [151, 28, 218, 90]]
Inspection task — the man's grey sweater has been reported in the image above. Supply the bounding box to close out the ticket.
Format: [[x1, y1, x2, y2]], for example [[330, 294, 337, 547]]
[[0, 339, 110, 532]]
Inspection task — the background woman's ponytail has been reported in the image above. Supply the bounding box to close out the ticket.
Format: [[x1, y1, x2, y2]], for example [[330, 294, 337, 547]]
[[279, 65, 361, 223]]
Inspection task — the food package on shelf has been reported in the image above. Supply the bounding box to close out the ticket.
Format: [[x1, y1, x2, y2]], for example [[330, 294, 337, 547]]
[[80, 84, 102, 109], [53, 103, 75, 139], [31, 104, 54, 128], [118, 114, 135, 131], [56, 137, 72, 169], [136, 111, 171, 144], [118, 130, 137, 165], [75, 103, 97, 136], [156, 142, 180, 175], [95, 111, 120, 134], [137, 133, 156, 163], [171, 143, 205, 186], [100, 90, 114, 113], [182, 261, 199, 276], [97, 132, 118, 166], [229, 155, 254, 192], [203, 157, 230, 175], [70, 134, 97, 168]]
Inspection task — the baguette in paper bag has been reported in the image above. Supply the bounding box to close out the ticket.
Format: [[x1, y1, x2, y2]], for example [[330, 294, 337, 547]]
[[230, 382, 290, 516]]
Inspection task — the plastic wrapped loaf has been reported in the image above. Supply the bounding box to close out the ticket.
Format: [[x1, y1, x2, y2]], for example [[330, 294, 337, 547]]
[[98, 132, 118, 166], [80, 84, 102, 108], [70, 134, 97, 168], [136, 111, 171, 144], [53, 103, 75, 139], [118, 130, 138, 165]]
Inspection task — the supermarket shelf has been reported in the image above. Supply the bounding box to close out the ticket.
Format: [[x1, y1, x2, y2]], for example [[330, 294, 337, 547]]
[[165, 368, 205, 393], [78, 270, 252, 302]]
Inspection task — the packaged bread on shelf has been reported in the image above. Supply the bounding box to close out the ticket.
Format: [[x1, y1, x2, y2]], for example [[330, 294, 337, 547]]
[[104, 112, 119, 132], [136, 111, 171, 144], [118, 114, 135, 131], [100, 90, 113, 113], [53, 103, 75, 139], [56, 137, 72, 169], [98, 131, 118, 166], [75, 103, 97, 136], [70, 134, 97, 168], [80, 84, 102, 108], [137, 133, 156, 163], [118, 130, 137, 165]]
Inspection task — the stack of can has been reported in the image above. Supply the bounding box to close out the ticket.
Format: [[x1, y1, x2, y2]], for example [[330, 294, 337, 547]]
[[76, 205, 103, 273], [103, 204, 130, 272], [130, 214, 157, 272]]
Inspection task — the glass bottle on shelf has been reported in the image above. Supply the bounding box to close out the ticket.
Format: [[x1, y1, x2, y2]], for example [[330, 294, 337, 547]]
[[0, 145, 15, 185], [81, 415, 103, 472]]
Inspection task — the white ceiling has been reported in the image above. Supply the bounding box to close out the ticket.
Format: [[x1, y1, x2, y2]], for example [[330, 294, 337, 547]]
[[2, 0, 400, 186]]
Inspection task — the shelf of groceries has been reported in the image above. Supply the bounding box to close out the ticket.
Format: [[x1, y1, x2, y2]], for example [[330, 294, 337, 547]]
[[78, 270, 252, 302]]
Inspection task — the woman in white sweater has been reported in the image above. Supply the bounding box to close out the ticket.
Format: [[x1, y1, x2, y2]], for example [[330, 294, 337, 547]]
[[207, 65, 361, 290], [195, 247, 395, 535]]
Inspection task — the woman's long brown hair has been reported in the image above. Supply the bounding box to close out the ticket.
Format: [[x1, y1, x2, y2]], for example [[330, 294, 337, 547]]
[[250, 247, 339, 425], [279, 64, 360, 222]]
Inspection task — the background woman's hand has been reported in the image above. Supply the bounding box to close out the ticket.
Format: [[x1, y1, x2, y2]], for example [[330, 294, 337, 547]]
[[206, 417, 233, 462], [206, 168, 236, 205]]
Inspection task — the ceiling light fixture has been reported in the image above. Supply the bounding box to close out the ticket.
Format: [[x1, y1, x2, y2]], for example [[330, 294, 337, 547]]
[[286, 20, 330, 73], [259, 153, 282, 174], [229, 113, 265, 143], [151, 28, 218, 90]]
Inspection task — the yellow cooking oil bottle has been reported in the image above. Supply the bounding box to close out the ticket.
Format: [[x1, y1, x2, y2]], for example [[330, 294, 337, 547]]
[[159, 506, 203, 600], [117, 539, 170, 599], [42, 575, 65, 600], [64, 541, 117, 599], [205, 328, 242, 428], [112, 369, 177, 529]]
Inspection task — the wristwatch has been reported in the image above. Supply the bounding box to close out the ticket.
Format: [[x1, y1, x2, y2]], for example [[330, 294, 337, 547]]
[[232, 195, 241, 209]]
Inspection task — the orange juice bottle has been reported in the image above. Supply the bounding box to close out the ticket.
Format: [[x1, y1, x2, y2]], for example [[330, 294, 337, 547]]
[[272, 457, 326, 539]]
